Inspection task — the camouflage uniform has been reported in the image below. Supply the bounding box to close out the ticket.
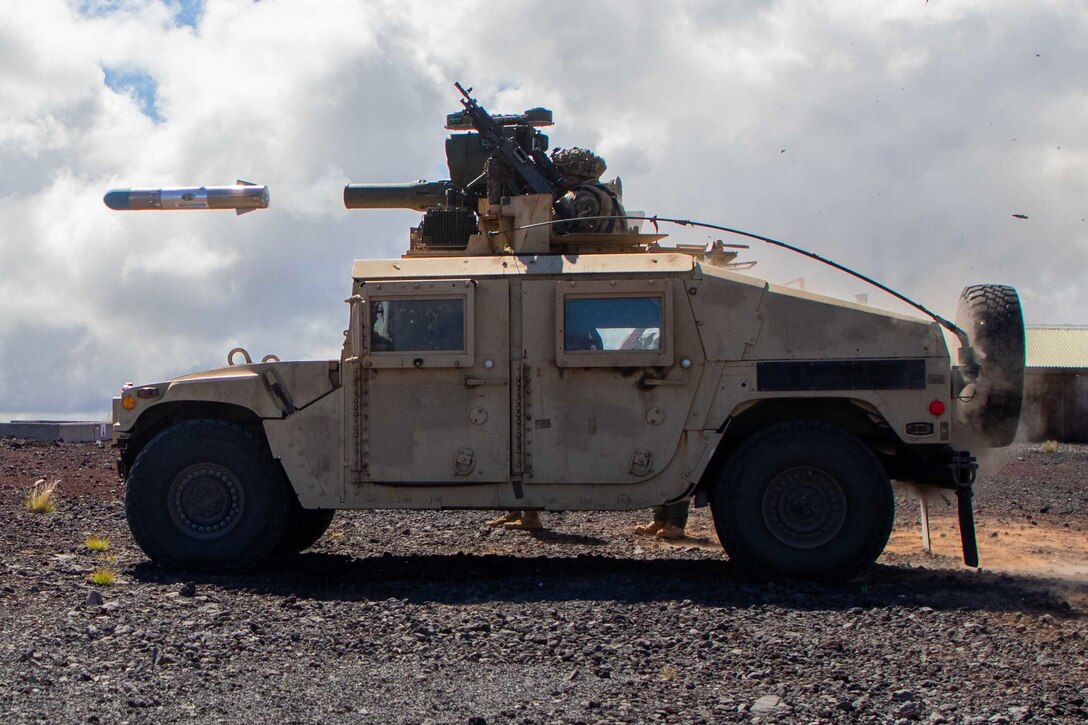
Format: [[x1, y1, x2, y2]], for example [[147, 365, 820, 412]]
[[551, 147, 629, 234]]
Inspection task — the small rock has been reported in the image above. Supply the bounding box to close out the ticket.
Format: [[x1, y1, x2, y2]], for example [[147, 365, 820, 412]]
[[898, 701, 923, 720], [85, 590, 104, 607], [1007, 706, 1031, 722], [178, 582, 196, 597], [892, 689, 916, 703], [751, 695, 786, 713]]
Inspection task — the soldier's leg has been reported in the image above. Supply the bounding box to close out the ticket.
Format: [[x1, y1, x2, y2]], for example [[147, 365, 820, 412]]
[[656, 499, 690, 540], [664, 500, 689, 528]]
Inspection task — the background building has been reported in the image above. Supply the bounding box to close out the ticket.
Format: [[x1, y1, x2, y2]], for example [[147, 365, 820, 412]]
[[1022, 326, 1088, 442]]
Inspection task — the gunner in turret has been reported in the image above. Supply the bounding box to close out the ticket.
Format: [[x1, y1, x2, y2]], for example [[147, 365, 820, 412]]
[[551, 147, 630, 234]]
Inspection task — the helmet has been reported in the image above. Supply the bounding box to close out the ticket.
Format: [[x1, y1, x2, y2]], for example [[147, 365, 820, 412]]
[[550, 147, 607, 180]]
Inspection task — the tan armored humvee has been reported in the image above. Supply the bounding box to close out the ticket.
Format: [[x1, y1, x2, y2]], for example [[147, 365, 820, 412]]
[[112, 89, 1025, 579]]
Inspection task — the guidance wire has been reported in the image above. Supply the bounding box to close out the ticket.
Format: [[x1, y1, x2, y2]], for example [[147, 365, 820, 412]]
[[495, 214, 971, 347]]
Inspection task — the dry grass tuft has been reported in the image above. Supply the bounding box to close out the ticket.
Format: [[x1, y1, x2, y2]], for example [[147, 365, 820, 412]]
[[326, 530, 345, 541], [1041, 440, 1059, 454], [87, 568, 117, 586], [85, 536, 111, 552], [25, 478, 59, 513]]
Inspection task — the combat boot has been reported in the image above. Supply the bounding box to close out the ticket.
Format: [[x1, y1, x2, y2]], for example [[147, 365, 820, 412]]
[[504, 511, 543, 530], [634, 520, 665, 536], [487, 511, 520, 527], [655, 524, 686, 540]]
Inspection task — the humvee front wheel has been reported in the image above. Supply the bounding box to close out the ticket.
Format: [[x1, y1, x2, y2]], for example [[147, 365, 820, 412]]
[[711, 422, 894, 580], [126, 420, 288, 570]]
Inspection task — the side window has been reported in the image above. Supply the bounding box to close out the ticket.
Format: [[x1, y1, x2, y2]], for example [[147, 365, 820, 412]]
[[361, 280, 474, 368], [556, 280, 672, 368], [371, 298, 465, 352], [563, 297, 662, 352]]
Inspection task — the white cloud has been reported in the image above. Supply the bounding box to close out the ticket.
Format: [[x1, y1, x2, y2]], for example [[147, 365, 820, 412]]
[[0, 0, 1086, 417]]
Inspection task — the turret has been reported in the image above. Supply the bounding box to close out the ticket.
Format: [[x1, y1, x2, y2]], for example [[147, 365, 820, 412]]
[[343, 83, 664, 257]]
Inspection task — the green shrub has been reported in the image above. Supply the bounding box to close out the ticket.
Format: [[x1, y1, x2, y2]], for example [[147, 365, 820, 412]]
[[87, 568, 117, 586], [85, 537, 111, 552]]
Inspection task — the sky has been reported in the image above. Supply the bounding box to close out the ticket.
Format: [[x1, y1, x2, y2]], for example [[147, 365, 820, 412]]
[[0, 0, 1085, 419]]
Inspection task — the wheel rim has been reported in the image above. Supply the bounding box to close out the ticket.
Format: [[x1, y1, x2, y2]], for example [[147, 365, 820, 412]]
[[761, 465, 847, 549], [168, 463, 245, 540]]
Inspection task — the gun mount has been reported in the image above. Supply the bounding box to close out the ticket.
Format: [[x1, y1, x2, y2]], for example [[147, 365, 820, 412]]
[[343, 83, 665, 257]]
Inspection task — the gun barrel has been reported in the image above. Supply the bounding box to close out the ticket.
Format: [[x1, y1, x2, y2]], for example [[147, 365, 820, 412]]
[[103, 183, 269, 215], [343, 181, 452, 211]]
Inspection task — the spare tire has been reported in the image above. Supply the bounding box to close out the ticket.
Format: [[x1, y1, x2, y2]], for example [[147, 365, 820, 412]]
[[954, 284, 1025, 447]]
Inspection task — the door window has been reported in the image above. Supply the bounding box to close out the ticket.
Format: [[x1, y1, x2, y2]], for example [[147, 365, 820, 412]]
[[371, 298, 465, 352], [555, 280, 672, 367], [563, 297, 662, 351], [360, 279, 475, 368]]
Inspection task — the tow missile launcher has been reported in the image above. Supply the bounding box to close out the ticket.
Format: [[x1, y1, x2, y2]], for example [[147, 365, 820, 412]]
[[111, 83, 1026, 581]]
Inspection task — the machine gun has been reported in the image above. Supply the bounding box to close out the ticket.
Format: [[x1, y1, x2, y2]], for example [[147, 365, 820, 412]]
[[452, 82, 567, 197]]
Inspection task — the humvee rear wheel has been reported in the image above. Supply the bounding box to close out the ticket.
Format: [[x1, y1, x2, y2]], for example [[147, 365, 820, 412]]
[[273, 499, 336, 555], [711, 422, 894, 580], [125, 420, 288, 570]]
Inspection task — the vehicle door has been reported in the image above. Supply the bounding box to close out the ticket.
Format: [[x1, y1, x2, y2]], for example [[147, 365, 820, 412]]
[[358, 277, 510, 483], [517, 276, 701, 484]]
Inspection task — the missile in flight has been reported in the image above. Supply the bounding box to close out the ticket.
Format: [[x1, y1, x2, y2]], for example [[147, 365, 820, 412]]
[[103, 181, 269, 215]]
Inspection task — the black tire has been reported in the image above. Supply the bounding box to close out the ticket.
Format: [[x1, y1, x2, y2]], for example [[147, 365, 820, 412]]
[[710, 422, 894, 580], [955, 284, 1025, 447], [273, 496, 336, 555], [125, 420, 288, 570]]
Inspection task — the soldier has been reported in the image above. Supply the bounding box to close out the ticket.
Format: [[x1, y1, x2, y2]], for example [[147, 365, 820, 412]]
[[635, 499, 689, 540], [551, 147, 629, 234]]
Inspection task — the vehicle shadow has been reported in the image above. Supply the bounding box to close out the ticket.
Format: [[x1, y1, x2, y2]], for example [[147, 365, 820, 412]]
[[128, 551, 1080, 616], [525, 530, 608, 546]]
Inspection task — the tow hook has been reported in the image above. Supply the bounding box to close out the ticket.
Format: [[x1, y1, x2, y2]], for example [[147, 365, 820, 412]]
[[951, 450, 979, 567]]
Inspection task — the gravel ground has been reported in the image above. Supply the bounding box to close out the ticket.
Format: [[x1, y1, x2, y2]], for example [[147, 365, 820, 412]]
[[0, 438, 1086, 723]]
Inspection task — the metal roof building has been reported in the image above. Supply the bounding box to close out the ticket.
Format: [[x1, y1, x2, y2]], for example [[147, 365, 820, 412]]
[[1026, 326, 1088, 369], [1022, 326, 1088, 442]]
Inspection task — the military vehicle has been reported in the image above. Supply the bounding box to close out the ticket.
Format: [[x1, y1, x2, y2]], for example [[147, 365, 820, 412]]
[[111, 84, 1025, 579]]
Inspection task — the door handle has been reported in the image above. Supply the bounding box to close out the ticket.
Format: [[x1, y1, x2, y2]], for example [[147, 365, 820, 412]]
[[641, 376, 685, 387], [465, 377, 507, 388]]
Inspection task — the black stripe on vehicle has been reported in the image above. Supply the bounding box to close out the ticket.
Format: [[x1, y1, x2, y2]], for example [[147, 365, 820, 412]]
[[756, 359, 927, 392]]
